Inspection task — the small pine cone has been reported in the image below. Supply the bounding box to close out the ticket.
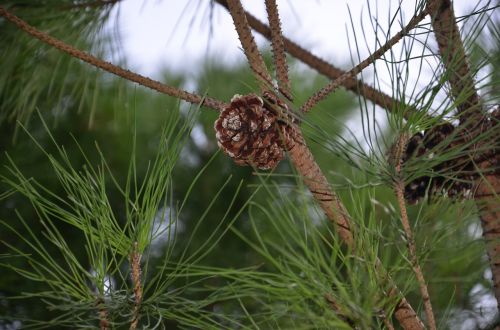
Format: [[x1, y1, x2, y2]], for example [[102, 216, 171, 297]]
[[214, 93, 295, 170]]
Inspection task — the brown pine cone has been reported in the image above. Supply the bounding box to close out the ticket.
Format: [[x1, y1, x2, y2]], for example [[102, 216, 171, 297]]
[[402, 109, 499, 204], [214, 92, 295, 170]]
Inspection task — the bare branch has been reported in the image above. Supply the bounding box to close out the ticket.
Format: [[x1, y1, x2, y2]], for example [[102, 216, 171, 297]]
[[301, 4, 433, 113], [0, 6, 227, 112], [430, 0, 482, 125], [264, 0, 292, 100], [225, 0, 274, 92]]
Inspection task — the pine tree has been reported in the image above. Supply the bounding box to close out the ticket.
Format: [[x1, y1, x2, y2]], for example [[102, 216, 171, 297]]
[[0, 0, 498, 329]]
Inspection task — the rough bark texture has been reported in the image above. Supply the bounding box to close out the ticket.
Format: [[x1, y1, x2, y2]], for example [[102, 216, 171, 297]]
[[477, 173, 500, 310], [287, 130, 425, 330], [226, 0, 274, 91], [287, 130, 353, 245], [430, 0, 482, 125], [430, 0, 500, 311], [264, 0, 292, 100]]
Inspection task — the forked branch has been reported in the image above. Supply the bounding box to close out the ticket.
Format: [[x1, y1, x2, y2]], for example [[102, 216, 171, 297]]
[[214, 0, 417, 119], [0, 6, 226, 112]]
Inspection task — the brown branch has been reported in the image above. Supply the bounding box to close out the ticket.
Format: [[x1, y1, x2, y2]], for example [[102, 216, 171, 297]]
[[130, 242, 143, 330], [476, 169, 500, 312], [225, 0, 274, 92], [288, 130, 425, 330], [430, 0, 499, 311], [430, 0, 482, 125], [301, 3, 434, 113], [382, 310, 396, 330], [288, 130, 353, 245], [96, 297, 110, 330], [0, 6, 226, 112], [393, 133, 437, 330], [324, 293, 356, 327], [214, 0, 417, 119], [264, 0, 292, 101]]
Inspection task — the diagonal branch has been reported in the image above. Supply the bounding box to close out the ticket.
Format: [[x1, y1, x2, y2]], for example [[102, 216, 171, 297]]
[[429, 0, 500, 311], [288, 130, 425, 330], [264, 0, 292, 101], [214, 0, 416, 118], [301, 2, 435, 113], [0, 6, 227, 112], [225, 0, 274, 92]]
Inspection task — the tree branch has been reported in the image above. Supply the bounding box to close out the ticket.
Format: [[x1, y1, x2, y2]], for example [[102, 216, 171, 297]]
[[301, 3, 434, 113], [430, 0, 482, 125], [393, 133, 437, 330], [264, 0, 292, 100], [130, 242, 143, 330], [214, 0, 419, 119], [429, 0, 500, 311], [0, 6, 227, 112], [225, 0, 274, 92], [96, 297, 110, 330], [288, 130, 425, 330]]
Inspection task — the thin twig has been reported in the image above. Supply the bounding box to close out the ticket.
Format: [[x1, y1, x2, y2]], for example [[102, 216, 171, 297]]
[[393, 133, 437, 330], [130, 242, 143, 330], [214, 0, 419, 119], [301, 3, 434, 113], [264, 0, 292, 101], [225, 0, 274, 92], [0, 6, 226, 112]]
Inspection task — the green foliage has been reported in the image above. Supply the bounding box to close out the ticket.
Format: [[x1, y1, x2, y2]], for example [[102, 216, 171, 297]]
[[0, 1, 499, 329]]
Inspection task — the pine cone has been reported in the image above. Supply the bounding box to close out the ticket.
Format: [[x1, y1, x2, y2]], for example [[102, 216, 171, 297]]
[[214, 92, 295, 170], [402, 110, 499, 204]]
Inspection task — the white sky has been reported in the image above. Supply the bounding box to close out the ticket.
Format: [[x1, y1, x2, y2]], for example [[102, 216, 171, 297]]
[[107, 1, 493, 120], [111, 1, 476, 77]]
